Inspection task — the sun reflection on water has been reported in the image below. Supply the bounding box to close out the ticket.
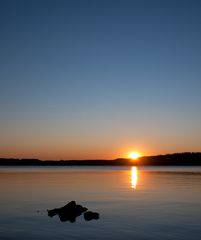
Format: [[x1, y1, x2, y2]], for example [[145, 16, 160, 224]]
[[131, 166, 138, 189]]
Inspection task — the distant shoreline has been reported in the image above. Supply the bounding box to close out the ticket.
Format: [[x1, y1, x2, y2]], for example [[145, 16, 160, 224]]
[[0, 152, 201, 166]]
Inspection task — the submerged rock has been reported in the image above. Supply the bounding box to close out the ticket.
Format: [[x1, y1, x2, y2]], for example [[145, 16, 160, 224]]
[[84, 211, 100, 221]]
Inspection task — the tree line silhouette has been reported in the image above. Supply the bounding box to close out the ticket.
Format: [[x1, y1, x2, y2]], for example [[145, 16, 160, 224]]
[[0, 152, 201, 166]]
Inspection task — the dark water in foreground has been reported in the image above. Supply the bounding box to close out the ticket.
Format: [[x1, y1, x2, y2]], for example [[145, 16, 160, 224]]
[[0, 166, 201, 240]]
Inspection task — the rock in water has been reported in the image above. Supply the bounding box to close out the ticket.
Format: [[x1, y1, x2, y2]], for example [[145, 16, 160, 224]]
[[47, 208, 60, 217], [47, 201, 88, 223], [84, 211, 100, 221]]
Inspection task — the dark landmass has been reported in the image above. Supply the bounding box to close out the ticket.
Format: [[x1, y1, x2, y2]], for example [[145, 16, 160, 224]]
[[138, 152, 201, 166], [0, 152, 201, 166]]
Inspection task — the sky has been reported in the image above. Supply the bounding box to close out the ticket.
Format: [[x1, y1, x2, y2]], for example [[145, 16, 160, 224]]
[[0, 0, 201, 160]]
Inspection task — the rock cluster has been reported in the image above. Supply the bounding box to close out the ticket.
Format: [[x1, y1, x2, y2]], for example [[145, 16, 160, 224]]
[[47, 201, 99, 223]]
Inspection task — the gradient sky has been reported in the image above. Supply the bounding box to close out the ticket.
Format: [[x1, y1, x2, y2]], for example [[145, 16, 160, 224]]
[[0, 0, 201, 159]]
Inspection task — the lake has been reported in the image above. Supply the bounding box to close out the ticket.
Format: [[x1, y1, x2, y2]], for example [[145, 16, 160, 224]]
[[0, 166, 201, 240]]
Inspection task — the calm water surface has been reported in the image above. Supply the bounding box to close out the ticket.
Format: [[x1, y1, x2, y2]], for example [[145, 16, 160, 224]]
[[0, 166, 201, 240]]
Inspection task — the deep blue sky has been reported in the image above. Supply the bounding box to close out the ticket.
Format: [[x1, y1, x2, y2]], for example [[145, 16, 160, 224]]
[[0, 0, 201, 159]]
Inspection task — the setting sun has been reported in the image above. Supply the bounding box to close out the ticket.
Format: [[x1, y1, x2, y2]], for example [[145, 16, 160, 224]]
[[128, 151, 141, 160]]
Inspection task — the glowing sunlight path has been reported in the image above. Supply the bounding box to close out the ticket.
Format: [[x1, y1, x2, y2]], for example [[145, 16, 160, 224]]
[[131, 166, 138, 189]]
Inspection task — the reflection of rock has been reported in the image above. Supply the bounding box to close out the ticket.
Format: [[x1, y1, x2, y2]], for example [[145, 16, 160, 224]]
[[84, 211, 100, 221], [47, 201, 88, 223]]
